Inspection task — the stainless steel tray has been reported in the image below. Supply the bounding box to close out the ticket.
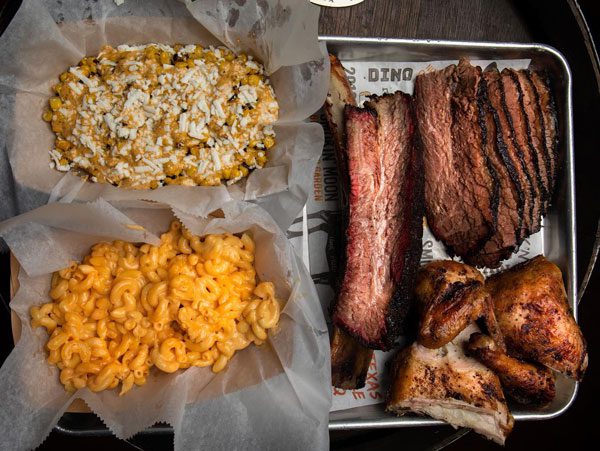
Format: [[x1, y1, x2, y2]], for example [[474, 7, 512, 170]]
[[320, 36, 578, 430]]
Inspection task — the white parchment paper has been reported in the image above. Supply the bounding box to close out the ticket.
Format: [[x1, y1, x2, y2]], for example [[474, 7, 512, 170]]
[[305, 58, 546, 411], [0, 0, 329, 230], [0, 199, 331, 450]]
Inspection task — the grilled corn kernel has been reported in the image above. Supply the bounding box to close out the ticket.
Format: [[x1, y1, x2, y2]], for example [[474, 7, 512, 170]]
[[175, 61, 187, 69], [42, 110, 53, 122], [160, 51, 171, 65], [247, 75, 261, 87], [49, 97, 63, 111], [263, 136, 275, 149], [59, 72, 69, 82], [219, 61, 231, 74], [144, 46, 157, 59], [56, 139, 71, 151], [256, 155, 268, 167], [164, 162, 183, 177]]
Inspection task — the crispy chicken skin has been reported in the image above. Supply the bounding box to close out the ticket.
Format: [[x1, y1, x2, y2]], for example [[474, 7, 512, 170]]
[[467, 332, 556, 406], [386, 326, 514, 445], [487, 255, 588, 380], [415, 261, 504, 349]]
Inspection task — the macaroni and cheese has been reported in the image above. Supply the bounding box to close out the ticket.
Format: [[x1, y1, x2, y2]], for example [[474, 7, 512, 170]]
[[30, 221, 281, 395], [44, 44, 278, 188]]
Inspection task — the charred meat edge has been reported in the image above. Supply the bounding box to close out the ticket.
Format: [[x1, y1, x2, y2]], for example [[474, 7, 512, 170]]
[[528, 70, 560, 197], [415, 64, 491, 258], [330, 327, 373, 389], [500, 69, 545, 233], [497, 70, 539, 235], [324, 54, 374, 388], [332, 105, 384, 347], [467, 71, 526, 267], [512, 69, 552, 214], [333, 95, 421, 349], [465, 76, 519, 267], [450, 60, 497, 256], [378, 93, 424, 345]]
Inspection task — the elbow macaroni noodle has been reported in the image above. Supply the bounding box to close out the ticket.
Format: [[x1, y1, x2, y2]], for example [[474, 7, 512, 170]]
[[30, 220, 281, 395]]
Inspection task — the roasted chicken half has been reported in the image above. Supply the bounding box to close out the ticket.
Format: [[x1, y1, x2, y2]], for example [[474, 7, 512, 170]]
[[487, 255, 588, 380], [467, 332, 556, 406], [387, 326, 514, 445], [415, 260, 504, 349]]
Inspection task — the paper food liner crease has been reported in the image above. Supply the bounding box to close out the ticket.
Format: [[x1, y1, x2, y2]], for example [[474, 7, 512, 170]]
[[0, 198, 331, 450], [0, 0, 329, 230]]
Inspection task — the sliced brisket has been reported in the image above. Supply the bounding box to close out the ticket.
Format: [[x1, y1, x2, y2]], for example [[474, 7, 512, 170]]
[[332, 93, 423, 350], [513, 69, 552, 214], [413, 60, 560, 268], [500, 69, 544, 234], [483, 68, 533, 240], [528, 70, 560, 197], [324, 54, 374, 388], [466, 75, 521, 267], [415, 62, 495, 258]]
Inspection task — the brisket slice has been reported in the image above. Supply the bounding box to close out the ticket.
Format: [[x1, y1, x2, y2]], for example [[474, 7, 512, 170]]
[[513, 69, 552, 214], [528, 70, 560, 197], [465, 75, 521, 268], [377, 94, 424, 343], [332, 93, 423, 350], [415, 63, 495, 258], [500, 69, 544, 235], [324, 54, 374, 388], [483, 68, 532, 241]]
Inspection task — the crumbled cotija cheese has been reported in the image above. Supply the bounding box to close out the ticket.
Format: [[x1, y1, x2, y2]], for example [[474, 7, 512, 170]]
[[44, 44, 278, 188]]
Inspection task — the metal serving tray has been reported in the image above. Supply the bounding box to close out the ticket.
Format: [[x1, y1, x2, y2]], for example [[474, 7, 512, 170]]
[[321, 36, 577, 430]]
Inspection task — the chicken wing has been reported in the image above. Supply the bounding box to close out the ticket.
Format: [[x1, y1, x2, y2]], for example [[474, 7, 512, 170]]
[[487, 255, 587, 380], [467, 332, 556, 406], [415, 260, 504, 349], [386, 325, 514, 445]]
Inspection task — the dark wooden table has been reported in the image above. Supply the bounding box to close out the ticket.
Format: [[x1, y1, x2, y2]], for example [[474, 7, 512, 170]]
[[0, 0, 597, 450]]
